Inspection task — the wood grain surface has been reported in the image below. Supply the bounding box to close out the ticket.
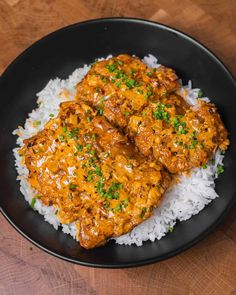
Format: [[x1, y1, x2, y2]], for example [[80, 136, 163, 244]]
[[0, 1, 236, 294]]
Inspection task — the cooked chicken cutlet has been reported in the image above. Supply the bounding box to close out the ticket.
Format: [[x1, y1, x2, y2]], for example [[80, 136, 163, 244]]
[[19, 102, 170, 249], [76, 55, 229, 173], [128, 95, 229, 173], [76, 54, 180, 129]]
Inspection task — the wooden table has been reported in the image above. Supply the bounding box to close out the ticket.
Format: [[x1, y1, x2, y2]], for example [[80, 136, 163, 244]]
[[0, 1, 236, 294]]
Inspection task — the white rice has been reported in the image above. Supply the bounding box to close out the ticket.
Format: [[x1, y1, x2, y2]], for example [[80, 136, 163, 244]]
[[13, 55, 225, 246]]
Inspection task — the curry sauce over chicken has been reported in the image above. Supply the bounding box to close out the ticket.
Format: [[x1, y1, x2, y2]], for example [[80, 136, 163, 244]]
[[19, 102, 170, 249], [76, 54, 229, 173], [19, 54, 229, 249]]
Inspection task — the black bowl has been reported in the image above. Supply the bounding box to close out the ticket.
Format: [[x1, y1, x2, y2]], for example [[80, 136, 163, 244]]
[[0, 18, 236, 268]]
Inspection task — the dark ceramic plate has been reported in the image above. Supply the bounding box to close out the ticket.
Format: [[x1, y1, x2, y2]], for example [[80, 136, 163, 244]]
[[0, 18, 236, 268]]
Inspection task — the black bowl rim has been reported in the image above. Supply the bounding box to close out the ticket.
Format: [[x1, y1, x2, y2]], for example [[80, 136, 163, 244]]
[[0, 17, 236, 268]]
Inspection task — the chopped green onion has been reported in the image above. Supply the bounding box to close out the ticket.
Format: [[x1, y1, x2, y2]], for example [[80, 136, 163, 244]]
[[94, 166, 102, 176], [114, 203, 122, 212], [116, 183, 123, 189], [200, 142, 205, 149], [35, 194, 42, 199], [171, 116, 188, 134], [67, 132, 73, 139], [97, 108, 103, 115], [116, 81, 122, 89], [85, 143, 91, 149], [126, 79, 136, 89], [124, 111, 130, 117], [90, 149, 96, 156], [198, 89, 204, 98], [76, 144, 83, 151], [121, 198, 129, 208], [115, 70, 123, 79], [106, 64, 117, 72], [69, 183, 77, 190], [202, 163, 207, 169], [67, 128, 79, 139], [153, 104, 170, 123], [190, 130, 197, 139], [103, 202, 110, 209], [58, 135, 65, 141], [30, 198, 36, 209], [217, 164, 224, 174], [189, 140, 198, 149], [92, 134, 98, 140], [86, 175, 94, 182], [139, 207, 147, 218]]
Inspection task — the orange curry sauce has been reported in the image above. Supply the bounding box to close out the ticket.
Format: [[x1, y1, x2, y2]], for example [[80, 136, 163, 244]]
[[19, 102, 170, 249], [77, 54, 229, 173], [19, 54, 229, 248]]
